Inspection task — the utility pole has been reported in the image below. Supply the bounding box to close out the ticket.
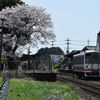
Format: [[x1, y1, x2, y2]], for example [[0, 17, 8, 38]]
[[52, 41, 54, 47], [28, 46, 30, 55], [28, 46, 31, 70], [51, 41, 54, 73], [87, 38, 90, 46], [66, 38, 70, 54]]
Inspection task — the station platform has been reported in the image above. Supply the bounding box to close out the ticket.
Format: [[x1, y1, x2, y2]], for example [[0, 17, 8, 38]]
[[24, 70, 57, 82]]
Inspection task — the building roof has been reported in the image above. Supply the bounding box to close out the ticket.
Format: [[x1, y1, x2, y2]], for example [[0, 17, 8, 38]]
[[64, 50, 81, 58], [20, 53, 40, 61], [64, 46, 96, 58], [82, 46, 96, 51]]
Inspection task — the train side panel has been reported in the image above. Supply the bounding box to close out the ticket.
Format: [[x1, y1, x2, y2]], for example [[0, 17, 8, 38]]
[[73, 51, 100, 77]]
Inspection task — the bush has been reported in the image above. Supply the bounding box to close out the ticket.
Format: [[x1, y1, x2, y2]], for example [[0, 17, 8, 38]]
[[53, 65, 60, 69]]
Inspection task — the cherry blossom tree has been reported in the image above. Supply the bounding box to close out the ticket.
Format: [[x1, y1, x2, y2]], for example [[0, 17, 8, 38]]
[[0, 4, 55, 56], [0, 0, 24, 11]]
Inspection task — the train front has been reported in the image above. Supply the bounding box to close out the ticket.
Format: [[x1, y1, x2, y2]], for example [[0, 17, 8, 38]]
[[84, 51, 100, 77]]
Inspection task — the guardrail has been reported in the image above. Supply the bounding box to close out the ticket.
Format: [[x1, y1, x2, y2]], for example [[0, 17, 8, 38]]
[[0, 80, 9, 100]]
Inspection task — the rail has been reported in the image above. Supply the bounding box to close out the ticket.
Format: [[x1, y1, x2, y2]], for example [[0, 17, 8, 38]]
[[57, 76, 100, 96]]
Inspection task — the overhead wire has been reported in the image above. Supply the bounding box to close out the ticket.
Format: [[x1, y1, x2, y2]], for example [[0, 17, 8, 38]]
[[37, 39, 96, 53]]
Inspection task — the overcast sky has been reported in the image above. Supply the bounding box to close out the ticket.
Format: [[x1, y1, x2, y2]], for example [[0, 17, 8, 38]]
[[22, 0, 100, 54]]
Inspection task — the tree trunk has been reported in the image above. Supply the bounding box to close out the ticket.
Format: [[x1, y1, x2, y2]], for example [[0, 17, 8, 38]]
[[12, 45, 18, 53]]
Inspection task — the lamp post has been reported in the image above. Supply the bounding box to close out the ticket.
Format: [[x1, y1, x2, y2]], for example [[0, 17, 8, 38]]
[[0, 19, 4, 71]]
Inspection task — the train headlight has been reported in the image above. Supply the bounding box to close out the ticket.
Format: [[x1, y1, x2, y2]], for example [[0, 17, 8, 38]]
[[86, 66, 91, 68]]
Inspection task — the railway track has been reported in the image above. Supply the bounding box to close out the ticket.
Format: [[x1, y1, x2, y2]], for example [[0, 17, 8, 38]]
[[57, 76, 100, 96]]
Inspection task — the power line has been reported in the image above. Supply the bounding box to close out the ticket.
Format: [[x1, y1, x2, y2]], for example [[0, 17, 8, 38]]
[[36, 38, 96, 53], [71, 43, 85, 46], [41, 39, 95, 47], [55, 39, 95, 43]]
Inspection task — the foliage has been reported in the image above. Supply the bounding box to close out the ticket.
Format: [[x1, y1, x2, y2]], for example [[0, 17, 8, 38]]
[[1, 56, 7, 63], [0, 4, 55, 56], [2, 70, 26, 78], [37, 47, 64, 55], [53, 64, 60, 69], [6, 79, 80, 100], [1, 56, 8, 71], [61, 57, 69, 64], [0, 0, 24, 11], [52, 65, 60, 72], [59, 57, 71, 69], [0, 77, 2, 85]]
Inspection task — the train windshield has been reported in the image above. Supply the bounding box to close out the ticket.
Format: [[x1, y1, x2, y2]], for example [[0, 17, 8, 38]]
[[85, 52, 100, 64]]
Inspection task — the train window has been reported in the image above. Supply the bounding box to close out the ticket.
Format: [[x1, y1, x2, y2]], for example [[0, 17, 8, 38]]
[[73, 56, 84, 64], [85, 53, 92, 64], [80, 56, 84, 64], [73, 57, 78, 64], [99, 53, 100, 63], [92, 52, 99, 63]]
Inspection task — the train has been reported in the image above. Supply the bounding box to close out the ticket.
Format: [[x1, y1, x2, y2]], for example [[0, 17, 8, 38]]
[[72, 50, 100, 78]]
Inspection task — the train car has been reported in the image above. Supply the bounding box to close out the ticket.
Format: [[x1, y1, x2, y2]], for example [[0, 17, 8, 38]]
[[72, 50, 100, 77]]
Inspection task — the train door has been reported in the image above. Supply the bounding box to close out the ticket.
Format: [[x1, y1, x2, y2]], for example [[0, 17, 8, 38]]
[[84, 53, 93, 77], [85, 53, 92, 69], [91, 52, 100, 76]]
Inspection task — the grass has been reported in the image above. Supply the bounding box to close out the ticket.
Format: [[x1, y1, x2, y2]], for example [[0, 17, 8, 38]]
[[6, 78, 81, 100], [0, 77, 2, 85]]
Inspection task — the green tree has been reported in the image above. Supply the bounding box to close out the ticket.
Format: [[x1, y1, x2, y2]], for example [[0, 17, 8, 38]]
[[0, 0, 24, 11], [37, 47, 64, 55]]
